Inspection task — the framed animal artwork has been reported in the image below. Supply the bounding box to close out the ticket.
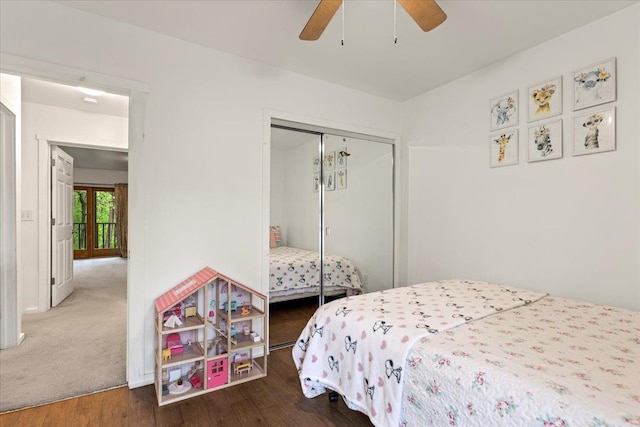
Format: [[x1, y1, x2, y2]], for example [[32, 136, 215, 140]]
[[489, 90, 518, 131], [527, 119, 563, 162], [489, 129, 519, 168], [324, 151, 336, 171], [527, 76, 562, 122], [573, 107, 616, 156], [324, 170, 336, 191], [572, 57, 616, 111]]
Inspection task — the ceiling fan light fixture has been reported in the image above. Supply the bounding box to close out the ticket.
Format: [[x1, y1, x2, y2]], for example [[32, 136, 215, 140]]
[[299, 0, 446, 42]]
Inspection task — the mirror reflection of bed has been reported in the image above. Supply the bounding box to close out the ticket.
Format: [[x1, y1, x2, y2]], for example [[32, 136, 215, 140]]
[[268, 124, 394, 348]]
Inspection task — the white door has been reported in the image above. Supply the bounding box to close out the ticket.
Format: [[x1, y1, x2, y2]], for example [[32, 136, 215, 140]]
[[51, 146, 74, 307]]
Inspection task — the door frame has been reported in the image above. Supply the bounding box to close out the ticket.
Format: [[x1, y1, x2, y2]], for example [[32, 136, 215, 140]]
[[73, 185, 121, 259], [261, 109, 404, 300], [0, 102, 22, 349], [1, 52, 148, 386], [37, 139, 128, 310]]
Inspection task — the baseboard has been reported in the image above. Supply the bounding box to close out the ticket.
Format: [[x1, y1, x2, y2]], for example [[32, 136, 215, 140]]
[[128, 374, 154, 389], [23, 307, 40, 314]]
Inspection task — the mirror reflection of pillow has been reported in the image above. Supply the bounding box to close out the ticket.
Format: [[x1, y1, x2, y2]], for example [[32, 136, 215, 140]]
[[270, 225, 283, 248]]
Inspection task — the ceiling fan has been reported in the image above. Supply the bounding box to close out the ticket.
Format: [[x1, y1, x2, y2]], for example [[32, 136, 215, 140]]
[[299, 0, 447, 41]]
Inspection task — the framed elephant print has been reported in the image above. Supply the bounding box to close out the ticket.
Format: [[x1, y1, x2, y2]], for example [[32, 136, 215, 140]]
[[490, 90, 518, 131], [527, 76, 562, 122]]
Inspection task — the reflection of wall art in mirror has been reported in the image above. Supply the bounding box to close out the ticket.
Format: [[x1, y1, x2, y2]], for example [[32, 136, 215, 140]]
[[527, 76, 562, 122], [528, 119, 562, 162], [336, 169, 347, 190], [324, 151, 335, 171], [313, 173, 320, 192], [573, 57, 616, 111], [337, 147, 348, 168], [489, 129, 518, 168], [490, 90, 518, 131], [313, 155, 320, 173], [573, 107, 615, 156], [325, 171, 335, 191]]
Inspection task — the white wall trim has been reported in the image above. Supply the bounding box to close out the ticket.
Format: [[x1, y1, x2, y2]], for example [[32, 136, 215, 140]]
[[0, 52, 149, 95], [35, 135, 52, 312], [0, 103, 19, 349], [262, 109, 403, 297], [1, 53, 148, 387]]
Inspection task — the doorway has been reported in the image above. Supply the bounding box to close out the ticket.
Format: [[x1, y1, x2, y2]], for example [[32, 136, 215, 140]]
[[73, 185, 120, 259], [0, 74, 132, 411]]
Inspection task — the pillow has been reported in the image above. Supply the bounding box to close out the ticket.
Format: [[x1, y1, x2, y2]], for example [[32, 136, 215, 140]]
[[270, 225, 283, 248]]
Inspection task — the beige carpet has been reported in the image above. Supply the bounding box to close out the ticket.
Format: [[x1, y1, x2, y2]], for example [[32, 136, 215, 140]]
[[0, 257, 127, 412]]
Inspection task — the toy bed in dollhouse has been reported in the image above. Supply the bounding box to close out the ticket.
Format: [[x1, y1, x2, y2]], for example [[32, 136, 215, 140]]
[[293, 279, 640, 427]]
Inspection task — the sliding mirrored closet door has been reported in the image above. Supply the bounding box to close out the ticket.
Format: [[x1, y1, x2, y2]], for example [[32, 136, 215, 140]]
[[269, 127, 321, 348], [268, 126, 395, 348], [322, 134, 394, 298]]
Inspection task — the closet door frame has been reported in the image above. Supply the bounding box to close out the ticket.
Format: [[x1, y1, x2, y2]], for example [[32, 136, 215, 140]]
[[262, 110, 403, 304]]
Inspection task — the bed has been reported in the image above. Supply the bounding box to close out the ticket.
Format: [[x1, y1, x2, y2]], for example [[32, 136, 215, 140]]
[[269, 246, 363, 303], [293, 280, 640, 427]]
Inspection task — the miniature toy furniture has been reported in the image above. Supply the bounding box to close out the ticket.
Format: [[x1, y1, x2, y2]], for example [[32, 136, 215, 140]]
[[166, 333, 183, 355], [154, 267, 267, 406], [234, 360, 252, 375], [190, 374, 202, 389]]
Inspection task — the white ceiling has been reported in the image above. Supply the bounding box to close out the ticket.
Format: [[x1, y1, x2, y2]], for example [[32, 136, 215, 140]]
[[55, 0, 638, 101], [19, 78, 129, 170], [62, 146, 129, 171], [21, 77, 129, 118]]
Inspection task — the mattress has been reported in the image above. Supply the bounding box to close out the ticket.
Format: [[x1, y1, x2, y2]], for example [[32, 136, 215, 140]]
[[293, 280, 640, 427]]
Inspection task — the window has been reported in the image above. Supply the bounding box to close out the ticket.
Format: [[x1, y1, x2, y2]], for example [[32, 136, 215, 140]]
[[73, 186, 119, 258]]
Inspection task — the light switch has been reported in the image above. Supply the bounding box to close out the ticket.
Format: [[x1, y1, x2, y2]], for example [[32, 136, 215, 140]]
[[21, 210, 34, 221]]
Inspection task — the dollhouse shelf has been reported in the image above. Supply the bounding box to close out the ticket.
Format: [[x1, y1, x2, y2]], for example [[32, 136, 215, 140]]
[[154, 267, 268, 406]]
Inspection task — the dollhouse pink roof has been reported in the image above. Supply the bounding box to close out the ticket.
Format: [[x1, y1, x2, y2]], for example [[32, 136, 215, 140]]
[[154, 266, 218, 313]]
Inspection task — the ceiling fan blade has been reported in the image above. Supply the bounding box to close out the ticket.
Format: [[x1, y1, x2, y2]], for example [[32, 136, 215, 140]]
[[398, 0, 447, 32], [299, 0, 343, 41]]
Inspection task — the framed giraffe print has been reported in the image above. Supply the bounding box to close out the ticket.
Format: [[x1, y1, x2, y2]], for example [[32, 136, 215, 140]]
[[573, 107, 616, 156], [528, 119, 563, 162], [489, 129, 519, 168]]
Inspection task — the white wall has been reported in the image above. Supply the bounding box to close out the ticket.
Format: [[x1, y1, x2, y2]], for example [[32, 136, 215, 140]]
[[269, 146, 292, 242], [324, 135, 394, 293], [281, 138, 320, 251], [0, 72, 23, 346], [20, 101, 128, 313], [403, 4, 640, 310], [74, 168, 128, 186], [0, 1, 401, 386]]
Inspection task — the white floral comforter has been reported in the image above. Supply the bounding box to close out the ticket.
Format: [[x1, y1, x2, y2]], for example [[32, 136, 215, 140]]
[[402, 295, 640, 426], [292, 280, 547, 427], [269, 246, 363, 300]]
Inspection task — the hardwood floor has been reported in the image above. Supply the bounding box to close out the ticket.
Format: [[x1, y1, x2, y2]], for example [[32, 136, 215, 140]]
[[269, 297, 320, 347], [0, 348, 373, 426]]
